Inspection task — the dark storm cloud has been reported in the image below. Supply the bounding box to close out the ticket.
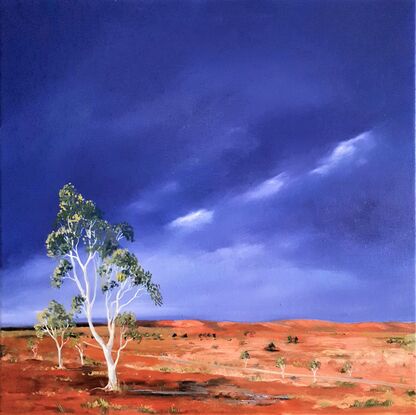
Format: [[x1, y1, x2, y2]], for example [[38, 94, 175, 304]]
[[1, 0, 414, 324]]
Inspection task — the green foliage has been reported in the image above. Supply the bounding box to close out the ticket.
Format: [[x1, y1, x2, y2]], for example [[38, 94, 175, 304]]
[[406, 389, 416, 397], [115, 312, 142, 341], [350, 399, 392, 408], [35, 300, 75, 338], [287, 335, 299, 344], [51, 259, 73, 288], [71, 295, 85, 314], [240, 350, 250, 360], [275, 356, 285, 368], [100, 249, 162, 306], [168, 405, 180, 414], [47, 183, 162, 312], [309, 359, 321, 370], [46, 183, 135, 260]]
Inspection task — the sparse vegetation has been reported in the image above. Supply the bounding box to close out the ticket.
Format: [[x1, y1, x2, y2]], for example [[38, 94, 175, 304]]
[[84, 356, 101, 366], [406, 390, 416, 397], [138, 405, 157, 413], [350, 399, 393, 408], [56, 404, 69, 413], [82, 398, 121, 413], [287, 335, 299, 344], [168, 405, 180, 413], [336, 381, 356, 388], [386, 336, 406, 344], [386, 335, 415, 350]]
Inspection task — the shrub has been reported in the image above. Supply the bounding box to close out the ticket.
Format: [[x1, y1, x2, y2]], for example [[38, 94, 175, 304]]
[[335, 381, 355, 388], [56, 404, 68, 413], [406, 390, 416, 397], [82, 398, 121, 413], [168, 405, 180, 414], [0, 344, 7, 358], [84, 356, 101, 366], [350, 399, 393, 408], [287, 336, 299, 344], [265, 342, 278, 352], [138, 405, 157, 413], [82, 398, 110, 409]]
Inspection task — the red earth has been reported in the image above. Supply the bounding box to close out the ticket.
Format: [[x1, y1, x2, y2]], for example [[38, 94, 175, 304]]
[[1, 319, 415, 414]]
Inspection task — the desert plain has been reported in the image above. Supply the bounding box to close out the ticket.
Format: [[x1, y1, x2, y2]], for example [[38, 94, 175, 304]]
[[1, 319, 415, 414]]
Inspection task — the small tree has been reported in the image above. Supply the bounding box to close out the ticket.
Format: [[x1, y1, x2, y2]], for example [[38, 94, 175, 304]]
[[69, 332, 85, 366], [240, 350, 250, 368], [275, 356, 286, 379], [309, 359, 321, 383], [35, 300, 75, 368], [341, 361, 353, 377], [45, 184, 162, 391], [113, 312, 142, 365], [27, 338, 39, 359]]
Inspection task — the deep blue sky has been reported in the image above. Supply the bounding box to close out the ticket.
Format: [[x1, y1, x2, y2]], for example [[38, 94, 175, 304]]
[[1, 0, 414, 325]]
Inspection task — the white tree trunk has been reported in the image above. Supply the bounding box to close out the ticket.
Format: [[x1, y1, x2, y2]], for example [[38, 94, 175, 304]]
[[103, 347, 118, 390], [281, 367, 285, 379], [77, 348, 84, 366], [312, 369, 317, 383], [85, 308, 119, 391], [57, 345, 63, 368]]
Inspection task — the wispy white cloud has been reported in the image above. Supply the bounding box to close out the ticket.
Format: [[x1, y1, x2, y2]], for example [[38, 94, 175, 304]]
[[243, 173, 287, 201], [169, 209, 214, 229], [310, 131, 374, 176]]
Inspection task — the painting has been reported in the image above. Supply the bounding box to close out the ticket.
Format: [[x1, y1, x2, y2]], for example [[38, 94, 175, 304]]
[[1, 1, 414, 414]]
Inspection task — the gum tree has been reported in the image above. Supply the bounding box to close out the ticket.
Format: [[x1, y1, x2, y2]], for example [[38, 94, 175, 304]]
[[69, 333, 85, 366], [46, 184, 162, 391], [341, 361, 353, 377], [275, 356, 286, 379], [27, 338, 39, 359], [309, 358, 321, 383], [240, 350, 250, 368], [35, 300, 75, 368]]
